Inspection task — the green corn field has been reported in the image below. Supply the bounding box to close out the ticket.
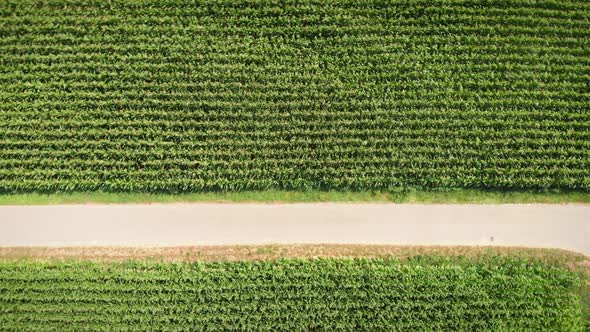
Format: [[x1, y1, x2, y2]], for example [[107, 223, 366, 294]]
[[0, 0, 589, 192], [0, 257, 585, 331]]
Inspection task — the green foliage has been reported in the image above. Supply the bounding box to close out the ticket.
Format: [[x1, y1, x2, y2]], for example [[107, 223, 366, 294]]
[[0, 0, 589, 192], [0, 257, 584, 331], [1, 189, 590, 205]]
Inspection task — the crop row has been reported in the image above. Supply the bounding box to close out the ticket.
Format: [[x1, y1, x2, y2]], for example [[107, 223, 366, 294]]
[[3, 3, 589, 20], [2, 98, 587, 112]]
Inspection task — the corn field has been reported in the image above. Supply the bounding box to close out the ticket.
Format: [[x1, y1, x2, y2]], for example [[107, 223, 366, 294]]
[[0, 258, 585, 331], [0, 0, 589, 192]]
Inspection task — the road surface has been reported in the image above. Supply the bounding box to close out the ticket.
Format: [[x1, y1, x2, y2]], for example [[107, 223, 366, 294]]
[[0, 204, 588, 255]]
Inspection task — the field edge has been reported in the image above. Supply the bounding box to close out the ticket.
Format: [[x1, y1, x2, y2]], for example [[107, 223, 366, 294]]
[[1, 189, 590, 205], [0, 244, 587, 265]]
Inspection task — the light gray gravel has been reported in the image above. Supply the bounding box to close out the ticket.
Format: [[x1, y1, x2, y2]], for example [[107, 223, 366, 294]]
[[0, 203, 588, 255]]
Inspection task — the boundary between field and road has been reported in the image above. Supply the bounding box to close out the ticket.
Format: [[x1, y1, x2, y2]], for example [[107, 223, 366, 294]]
[[0, 245, 586, 263], [0, 189, 589, 205]]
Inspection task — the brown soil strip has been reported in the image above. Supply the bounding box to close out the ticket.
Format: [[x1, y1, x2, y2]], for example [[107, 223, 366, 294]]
[[0, 244, 586, 267]]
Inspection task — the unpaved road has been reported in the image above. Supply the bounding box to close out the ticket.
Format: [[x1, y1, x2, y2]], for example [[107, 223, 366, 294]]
[[0, 204, 588, 255]]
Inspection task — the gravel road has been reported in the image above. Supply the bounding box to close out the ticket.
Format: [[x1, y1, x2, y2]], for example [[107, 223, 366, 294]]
[[0, 204, 588, 255]]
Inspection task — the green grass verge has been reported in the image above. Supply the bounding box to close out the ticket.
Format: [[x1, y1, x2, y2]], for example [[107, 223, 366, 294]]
[[0, 189, 589, 205], [0, 256, 585, 331]]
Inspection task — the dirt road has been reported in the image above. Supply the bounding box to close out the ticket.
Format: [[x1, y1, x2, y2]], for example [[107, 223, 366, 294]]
[[0, 204, 588, 255]]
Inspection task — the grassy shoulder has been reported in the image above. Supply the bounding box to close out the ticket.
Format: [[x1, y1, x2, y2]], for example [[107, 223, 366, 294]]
[[0, 244, 586, 264], [0, 245, 587, 331], [0, 189, 589, 205]]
